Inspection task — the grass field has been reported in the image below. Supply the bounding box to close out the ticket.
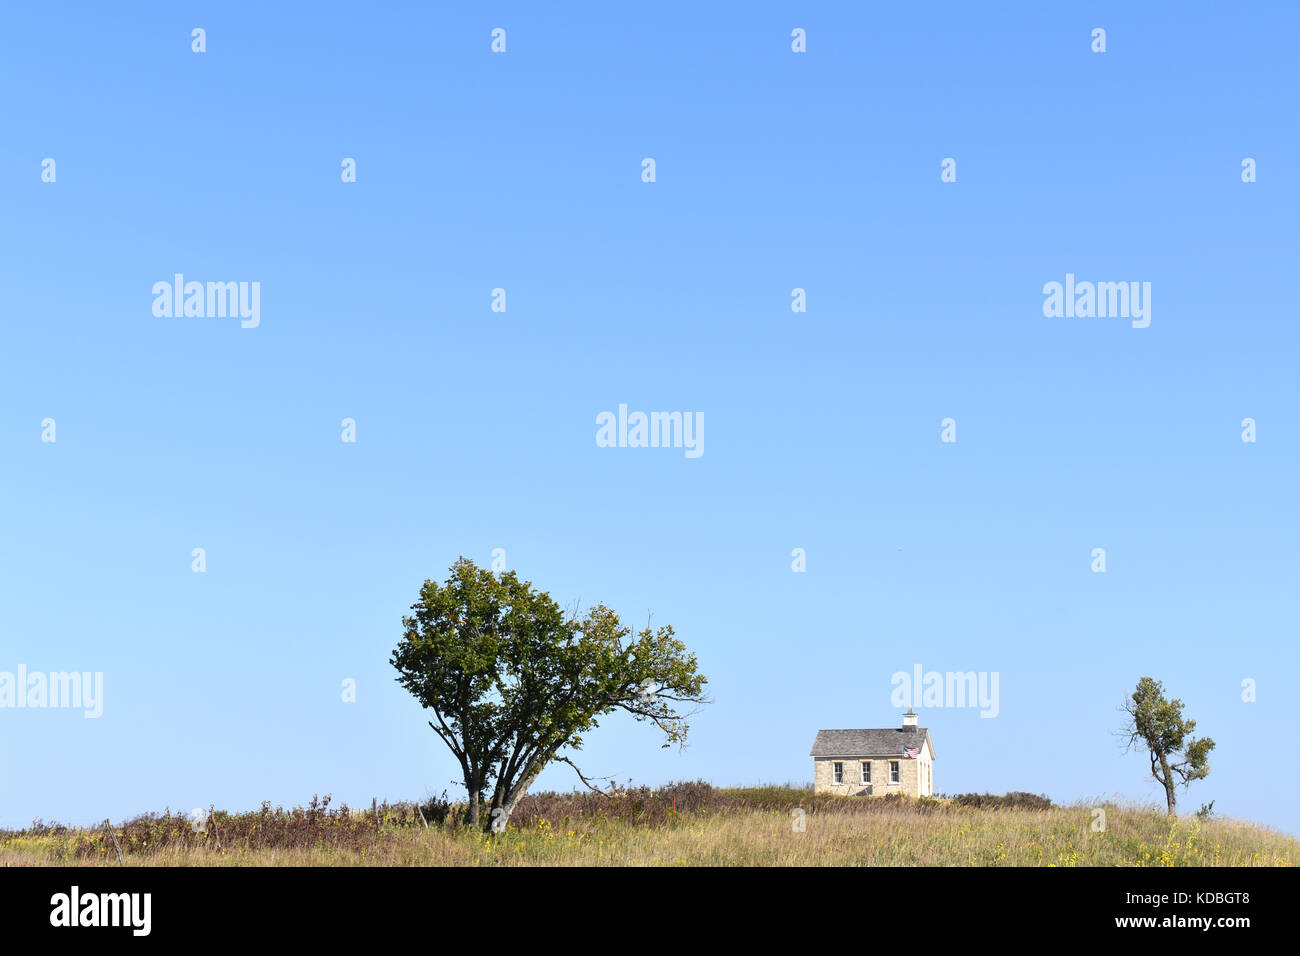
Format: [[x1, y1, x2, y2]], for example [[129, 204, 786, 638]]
[[2, 783, 1295, 867]]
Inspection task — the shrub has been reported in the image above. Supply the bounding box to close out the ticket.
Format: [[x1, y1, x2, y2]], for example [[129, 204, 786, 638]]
[[948, 791, 1053, 811]]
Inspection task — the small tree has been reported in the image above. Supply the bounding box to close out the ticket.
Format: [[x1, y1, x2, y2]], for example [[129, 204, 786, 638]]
[[391, 558, 709, 832], [1119, 676, 1214, 816]]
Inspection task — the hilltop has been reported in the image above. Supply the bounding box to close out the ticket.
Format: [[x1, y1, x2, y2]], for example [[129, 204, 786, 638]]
[[2, 783, 1295, 867]]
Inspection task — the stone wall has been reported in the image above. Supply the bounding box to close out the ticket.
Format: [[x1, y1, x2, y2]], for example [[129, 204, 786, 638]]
[[813, 756, 918, 796]]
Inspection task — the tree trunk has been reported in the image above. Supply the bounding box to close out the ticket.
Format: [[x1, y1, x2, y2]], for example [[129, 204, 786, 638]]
[[490, 770, 541, 835], [1159, 756, 1177, 815], [465, 771, 482, 828]]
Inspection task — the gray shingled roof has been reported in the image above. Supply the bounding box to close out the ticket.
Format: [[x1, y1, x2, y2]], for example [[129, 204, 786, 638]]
[[810, 727, 933, 758]]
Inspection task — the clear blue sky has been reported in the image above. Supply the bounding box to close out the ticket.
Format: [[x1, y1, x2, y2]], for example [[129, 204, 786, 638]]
[[2, 2, 1296, 836]]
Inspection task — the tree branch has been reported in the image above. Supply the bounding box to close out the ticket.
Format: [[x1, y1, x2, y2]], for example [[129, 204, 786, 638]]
[[556, 756, 613, 794]]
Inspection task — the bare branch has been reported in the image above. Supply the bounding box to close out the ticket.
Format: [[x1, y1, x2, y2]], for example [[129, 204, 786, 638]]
[[556, 756, 614, 795]]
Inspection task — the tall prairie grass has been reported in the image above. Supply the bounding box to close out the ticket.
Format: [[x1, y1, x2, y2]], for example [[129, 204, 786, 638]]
[[2, 783, 1294, 867]]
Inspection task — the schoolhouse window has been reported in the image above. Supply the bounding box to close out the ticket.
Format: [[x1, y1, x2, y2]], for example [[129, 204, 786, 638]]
[[861, 762, 871, 783], [833, 761, 843, 784], [890, 761, 900, 784]]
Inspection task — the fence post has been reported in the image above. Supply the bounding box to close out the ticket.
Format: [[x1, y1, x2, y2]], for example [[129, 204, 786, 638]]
[[103, 819, 124, 865], [209, 804, 224, 852]]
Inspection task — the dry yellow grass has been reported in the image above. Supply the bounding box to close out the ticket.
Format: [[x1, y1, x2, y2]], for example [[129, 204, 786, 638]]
[[3, 798, 1295, 867]]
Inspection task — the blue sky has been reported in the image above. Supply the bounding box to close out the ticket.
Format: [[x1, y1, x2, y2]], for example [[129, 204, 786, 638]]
[[1, 2, 1297, 836]]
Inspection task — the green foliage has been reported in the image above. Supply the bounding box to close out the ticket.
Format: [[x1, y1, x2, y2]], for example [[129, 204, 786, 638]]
[[391, 558, 709, 829], [1121, 676, 1215, 815]]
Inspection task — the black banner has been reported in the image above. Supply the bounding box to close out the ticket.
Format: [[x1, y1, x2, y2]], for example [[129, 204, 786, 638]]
[[0, 865, 1278, 942]]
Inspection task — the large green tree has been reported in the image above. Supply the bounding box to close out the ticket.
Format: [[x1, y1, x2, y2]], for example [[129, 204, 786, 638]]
[[1120, 676, 1215, 816], [391, 558, 709, 831]]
